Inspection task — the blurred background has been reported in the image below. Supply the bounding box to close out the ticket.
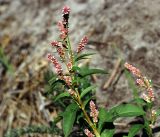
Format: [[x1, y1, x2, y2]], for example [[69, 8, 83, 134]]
[[1, 0, 160, 136]]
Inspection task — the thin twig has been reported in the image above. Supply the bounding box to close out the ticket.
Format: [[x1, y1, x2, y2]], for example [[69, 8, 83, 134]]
[[103, 58, 122, 89]]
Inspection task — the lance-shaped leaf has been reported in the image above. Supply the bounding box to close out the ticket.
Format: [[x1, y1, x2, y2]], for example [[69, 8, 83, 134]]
[[80, 85, 96, 98], [62, 103, 79, 137], [110, 104, 145, 119], [54, 92, 70, 102], [101, 129, 115, 137], [74, 53, 95, 62], [128, 124, 143, 137]]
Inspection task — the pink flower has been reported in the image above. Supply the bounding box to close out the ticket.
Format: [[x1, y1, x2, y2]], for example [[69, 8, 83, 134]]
[[51, 41, 65, 58], [136, 79, 145, 87], [62, 6, 71, 15], [84, 129, 95, 137], [57, 21, 68, 39], [62, 76, 72, 86], [77, 36, 88, 53], [124, 62, 141, 77], [51, 41, 59, 47], [47, 54, 63, 75], [90, 100, 99, 123], [67, 61, 72, 71], [148, 88, 154, 101]]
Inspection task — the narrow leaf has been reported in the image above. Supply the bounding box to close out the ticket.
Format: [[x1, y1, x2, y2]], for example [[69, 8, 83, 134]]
[[80, 68, 107, 77], [156, 109, 160, 116], [63, 103, 79, 137], [128, 124, 143, 137], [80, 85, 96, 98], [54, 92, 70, 102], [74, 53, 95, 62], [101, 129, 115, 137], [110, 104, 145, 119], [98, 108, 113, 132]]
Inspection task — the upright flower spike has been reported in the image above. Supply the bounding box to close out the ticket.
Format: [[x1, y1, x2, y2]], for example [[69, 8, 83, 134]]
[[90, 100, 99, 123], [47, 54, 63, 75], [84, 129, 95, 137], [77, 36, 88, 53], [62, 6, 70, 28], [57, 21, 68, 39]]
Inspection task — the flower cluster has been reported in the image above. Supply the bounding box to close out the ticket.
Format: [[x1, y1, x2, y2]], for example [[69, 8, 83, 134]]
[[77, 36, 88, 53], [124, 62, 141, 77], [124, 62, 154, 103], [57, 6, 71, 39], [84, 129, 95, 137], [90, 100, 99, 123], [47, 54, 62, 75], [51, 41, 65, 58], [62, 76, 72, 86]]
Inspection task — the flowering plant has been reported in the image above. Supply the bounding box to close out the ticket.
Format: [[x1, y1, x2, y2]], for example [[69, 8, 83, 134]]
[[5, 5, 160, 137], [46, 6, 159, 137]]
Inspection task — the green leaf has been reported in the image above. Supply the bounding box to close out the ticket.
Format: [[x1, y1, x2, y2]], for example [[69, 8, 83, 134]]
[[130, 98, 146, 106], [128, 124, 143, 137], [101, 129, 115, 137], [98, 108, 113, 132], [74, 53, 95, 62], [156, 109, 160, 116], [99, 108, 113, 122], [80, 85, 96, 98], [80, 68, 107, 77], [124, 70, 139, 98], [72, 66, 107, 77], [110, 104, 145, 119], [54, 92, 70, 102], [63, 103, 79, 137], [98, 105, 144, 132]]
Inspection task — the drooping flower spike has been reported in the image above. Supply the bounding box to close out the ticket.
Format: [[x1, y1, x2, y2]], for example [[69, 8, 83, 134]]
[[124, 62, 155, 103]]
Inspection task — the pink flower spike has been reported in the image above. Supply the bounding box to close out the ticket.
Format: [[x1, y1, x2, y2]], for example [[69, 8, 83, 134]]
[[77, 36, 88, 53], [124, 62, 141, 77], [57, 21, 68, 39], [90, 100, 99, 123], [47, 53, 63, 75], [62, 6, 71, 15], [84, 129, 95, 137]]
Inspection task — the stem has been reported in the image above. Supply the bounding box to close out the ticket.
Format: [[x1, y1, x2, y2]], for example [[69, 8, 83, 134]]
[[76, 93, 100, 137], [66, 36, 74, 64], [65, 36, 100, 136]]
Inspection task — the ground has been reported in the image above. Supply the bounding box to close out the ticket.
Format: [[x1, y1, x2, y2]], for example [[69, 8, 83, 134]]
[[0, 0, 160, 136]]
